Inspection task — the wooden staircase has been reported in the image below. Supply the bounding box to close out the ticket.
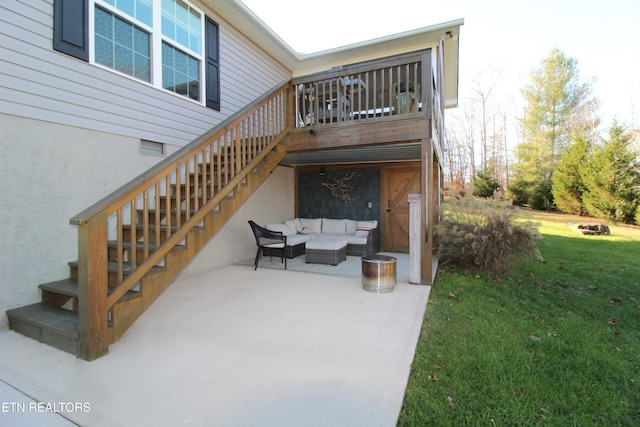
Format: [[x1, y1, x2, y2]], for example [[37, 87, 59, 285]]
[[7, 81, 292, 360]]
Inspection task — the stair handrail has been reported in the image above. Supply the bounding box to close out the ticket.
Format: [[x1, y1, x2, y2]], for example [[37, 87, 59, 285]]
[[72, 79, 293, 360], [70, 79, 291, 226]]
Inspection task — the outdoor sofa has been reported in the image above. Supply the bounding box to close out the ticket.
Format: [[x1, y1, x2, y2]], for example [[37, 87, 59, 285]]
[[265, 218, 380, 258]]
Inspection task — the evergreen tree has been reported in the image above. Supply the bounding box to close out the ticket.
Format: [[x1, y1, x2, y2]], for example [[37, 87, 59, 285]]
[[529, 178, 554, 211], [473, 169, 501, 198], [582, 122, 640, 224], [514, 48, 599, 203], [552, 135, 590, 215]]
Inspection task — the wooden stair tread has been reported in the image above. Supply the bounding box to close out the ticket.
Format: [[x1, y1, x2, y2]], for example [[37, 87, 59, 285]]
[[7, 303, 78, 338], [39, 278, 142, 299], [68, 260, 164, 275], [107, 240, 159, 250], [121, 223, 203, 232], [137, 208, 196, 215], [39, 278, 78, 297]]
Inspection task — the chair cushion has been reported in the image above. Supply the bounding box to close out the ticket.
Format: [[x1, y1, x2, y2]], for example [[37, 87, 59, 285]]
[[258, 237, 285, 248], [262, 242, 285, 248]]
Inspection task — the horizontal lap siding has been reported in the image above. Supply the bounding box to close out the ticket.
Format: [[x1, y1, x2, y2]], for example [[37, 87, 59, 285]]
[[1, 0, 291, 147], [218, 25, 290, 112]]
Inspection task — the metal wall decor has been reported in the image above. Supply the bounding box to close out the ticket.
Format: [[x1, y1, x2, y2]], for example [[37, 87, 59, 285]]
[[321, 171, 362, 202]]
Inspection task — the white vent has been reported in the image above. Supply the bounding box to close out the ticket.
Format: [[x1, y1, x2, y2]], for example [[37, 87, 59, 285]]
[[140, 140, 165, 156]]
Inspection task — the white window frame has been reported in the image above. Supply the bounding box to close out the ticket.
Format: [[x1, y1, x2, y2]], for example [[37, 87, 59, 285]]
[[89, 0, 206, 104]]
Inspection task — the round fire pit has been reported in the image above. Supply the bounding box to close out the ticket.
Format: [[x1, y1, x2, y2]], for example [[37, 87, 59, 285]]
[[362, 255, 397, 293]]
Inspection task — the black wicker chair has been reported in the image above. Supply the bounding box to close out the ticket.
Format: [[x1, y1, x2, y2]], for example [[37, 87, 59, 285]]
[[248, 220, 287, 270]]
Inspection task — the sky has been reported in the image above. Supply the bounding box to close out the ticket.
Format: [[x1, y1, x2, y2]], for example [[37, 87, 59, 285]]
[[239, 0, 640, 129]]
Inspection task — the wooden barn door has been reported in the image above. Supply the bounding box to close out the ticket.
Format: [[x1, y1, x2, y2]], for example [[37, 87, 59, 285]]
[[381, 163, 421, 252]]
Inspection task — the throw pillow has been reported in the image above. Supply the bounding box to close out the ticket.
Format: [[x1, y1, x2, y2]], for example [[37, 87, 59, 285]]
[[296, 226, 315, 235]]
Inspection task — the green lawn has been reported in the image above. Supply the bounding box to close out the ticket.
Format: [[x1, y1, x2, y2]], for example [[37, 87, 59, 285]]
[[399, 211, 640, 426]]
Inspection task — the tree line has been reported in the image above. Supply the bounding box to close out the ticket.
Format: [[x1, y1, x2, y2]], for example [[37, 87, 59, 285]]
[[444, 47, 640, 224]]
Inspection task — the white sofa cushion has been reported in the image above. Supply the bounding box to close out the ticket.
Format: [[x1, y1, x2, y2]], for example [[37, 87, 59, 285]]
[[286, 233, 313, 246], [322, 218, 346, 234], [266, 223, 295, 236], [300, 218, 322, 234], [345, 235, 368, 245], [305, 237, 348, 250], [319, 233, 347, 240], [284, 218, 301, 234], [345, 219, 357, 235]]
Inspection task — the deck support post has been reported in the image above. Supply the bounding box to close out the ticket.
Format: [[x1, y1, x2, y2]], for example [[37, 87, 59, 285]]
[[421, 138, 434, 285]]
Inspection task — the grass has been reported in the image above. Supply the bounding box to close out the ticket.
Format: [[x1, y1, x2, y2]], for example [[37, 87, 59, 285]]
[[398, 210, 640, 426]]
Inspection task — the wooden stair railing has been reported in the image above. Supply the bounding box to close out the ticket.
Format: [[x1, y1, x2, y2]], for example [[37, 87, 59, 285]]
[[67, 80, 293, 360]]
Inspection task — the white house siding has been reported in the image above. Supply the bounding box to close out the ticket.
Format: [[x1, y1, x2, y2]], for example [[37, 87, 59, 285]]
[[0, 1, 293, 329], [1, 0, 291, 146]]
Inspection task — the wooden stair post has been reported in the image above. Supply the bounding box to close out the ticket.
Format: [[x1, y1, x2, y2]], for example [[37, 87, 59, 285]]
[[77, 210, 109, 360]]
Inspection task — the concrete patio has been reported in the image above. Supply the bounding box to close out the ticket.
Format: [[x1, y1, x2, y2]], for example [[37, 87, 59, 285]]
[[0, 254, 430, 426]]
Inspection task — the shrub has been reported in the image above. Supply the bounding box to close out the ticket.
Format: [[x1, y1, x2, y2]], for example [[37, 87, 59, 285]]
[[507, 179, 529, 206], [473, 169, 501, 198], [529, 179, 554, 211], [435, 193, 543, 273]]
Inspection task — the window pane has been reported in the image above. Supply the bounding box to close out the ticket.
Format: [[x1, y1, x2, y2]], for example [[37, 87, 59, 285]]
[[189, 7, 201, 54], [95, 7, 113, 39], [161, 0, 201, 55], [119, 0, 134, 18], [107, 0, 153, 27], [95, 7, 150, 82], [136, 0, 152, 26], [95, 35, 113, 67], [176, 24, 189, 49], [162, 42, 174, 68], [163, 65, 174, 91], [114, 18, 133, 47], [134, 27, 150, 56], [161, 0, 175, 39], [162, 42, 200, 101], [134, 53, 150, 81], [115, 44, 133, 75]]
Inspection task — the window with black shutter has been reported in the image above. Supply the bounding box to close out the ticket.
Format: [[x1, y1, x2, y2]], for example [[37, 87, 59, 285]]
[[52, 0, 220, 110]]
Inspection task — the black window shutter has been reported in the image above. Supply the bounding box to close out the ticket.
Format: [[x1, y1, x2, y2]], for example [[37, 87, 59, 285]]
[[205, 16, 220, 110], [53, 0, 89, 61]]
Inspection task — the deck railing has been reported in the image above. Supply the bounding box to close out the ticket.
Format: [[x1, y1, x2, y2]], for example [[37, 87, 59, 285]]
[[70, 80, 291, 359], [293, 51, 432, 128]]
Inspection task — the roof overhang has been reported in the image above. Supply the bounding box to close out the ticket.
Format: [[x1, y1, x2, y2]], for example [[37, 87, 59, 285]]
[[202, 0, 463, 108]]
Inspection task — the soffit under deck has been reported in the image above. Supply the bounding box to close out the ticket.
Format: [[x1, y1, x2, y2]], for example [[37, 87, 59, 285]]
[[280, 143, 422, 167]]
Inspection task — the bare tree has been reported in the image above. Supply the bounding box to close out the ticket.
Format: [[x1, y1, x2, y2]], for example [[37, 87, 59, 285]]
[[468, 67, 502, 173]]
